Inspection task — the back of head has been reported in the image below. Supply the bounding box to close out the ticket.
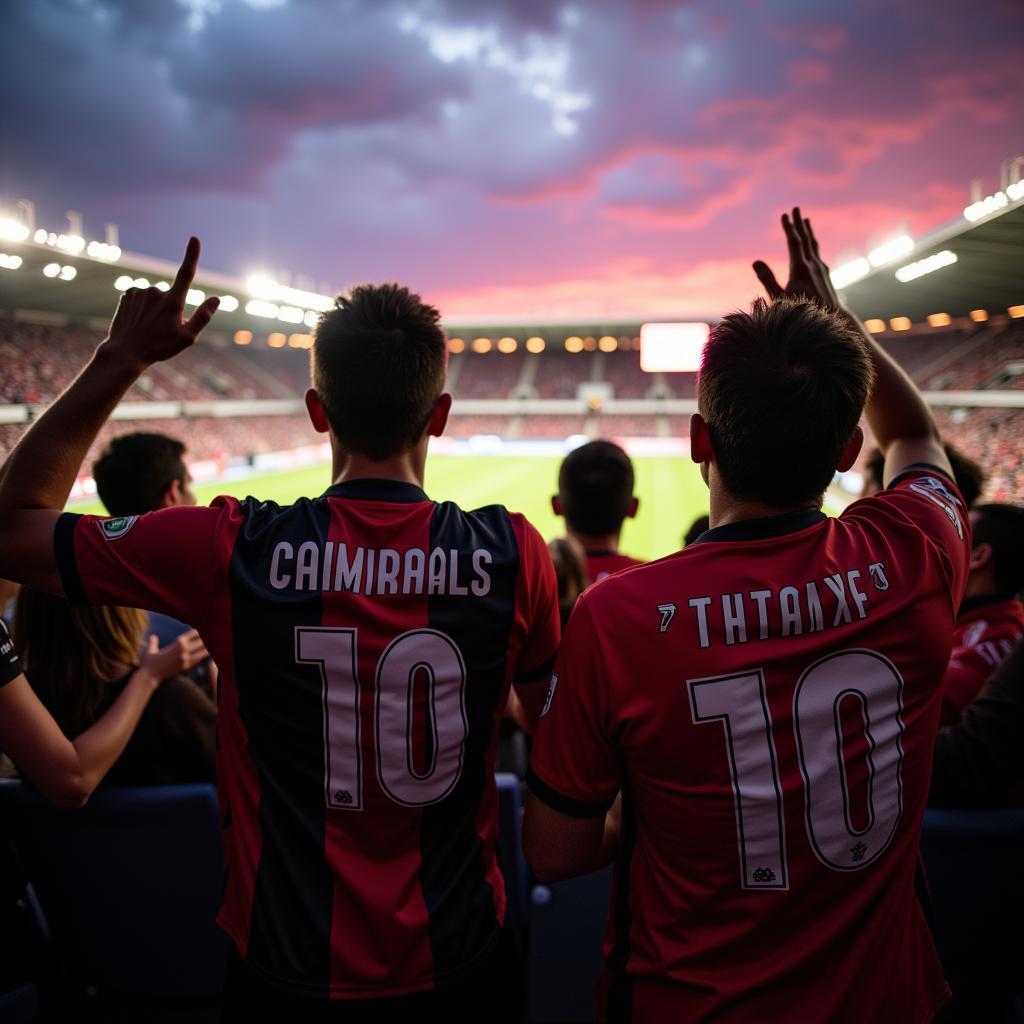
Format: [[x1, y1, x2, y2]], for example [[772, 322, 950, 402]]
[[684, 514, 710, 547], [93, 432, 187, 516], [13, 588, 147, 735], [313, 283, 447, 459], [863, 442, 984, 506], [972, 503, 1024, 598], [699, 298, 874, 507], [558, 440, 636, 537]]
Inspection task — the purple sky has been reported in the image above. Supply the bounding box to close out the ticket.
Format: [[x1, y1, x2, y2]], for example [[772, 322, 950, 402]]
[[2, 0, 1022, 318]]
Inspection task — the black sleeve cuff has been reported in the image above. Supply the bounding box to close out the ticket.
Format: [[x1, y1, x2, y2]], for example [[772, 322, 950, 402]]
[[526, 766, 616, 818], [515, 653, 556, 685], [887, 463, 956, 490], [54, 513, 89, 607]]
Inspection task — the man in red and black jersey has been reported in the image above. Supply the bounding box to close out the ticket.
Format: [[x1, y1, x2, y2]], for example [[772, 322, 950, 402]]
[[552, 440, 644, 583], [525, 211, 971, 1023], [941, 502, 1024, 724], [0, 244, 559, 1019]]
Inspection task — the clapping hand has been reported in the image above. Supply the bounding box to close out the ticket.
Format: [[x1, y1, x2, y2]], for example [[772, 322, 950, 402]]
[[753, 208, 841, 311], [100, 237, 220, 369], [140, 630, 210, 682]]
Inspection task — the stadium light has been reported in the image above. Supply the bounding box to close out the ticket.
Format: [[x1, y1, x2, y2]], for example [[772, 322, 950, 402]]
[[42, 263, 60, 278], [219, 295, 239, 312], [0, 254, 22, 270], [234, 330, 253, 345], [864, 319, 886, 334], [525, 336, 545, 353], [894, 250, 957, 283], [965, 191, 1009, 222], [927, 313, 952, 328], [277, 305, 305, 324], [303, 310, 319, 328], [830, 258, 871, 288], [889, 317, 912, 331], [156, 281, 171, 292], [565, 336, 583, 352], [1009, 305, 1024, 319], [114, 275, 134, 290], [56, 234, 85, 256], [186, 288, 205, 306], [471, 337, 492, 354], [246, 299, 279, 319], [497, 337, 517, 353], [598, 335, 617, 352], [969, 309, 989, 323], [59, 265, 76, 281], [134, 277, 151, 288], [448, 337, 466, 354], [868, 235, 914, 268], [582, 336, 597, 351], [267, 332, 287, 347], [640, 322, 709, 372], [0, 218, 29, 243], [288, 333, 313, 348], [86, 240, 121, 261], [246, 275, 333, 313]]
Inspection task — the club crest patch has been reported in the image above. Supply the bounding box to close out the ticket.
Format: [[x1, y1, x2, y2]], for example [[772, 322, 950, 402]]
[[99, 515, 138, 541]]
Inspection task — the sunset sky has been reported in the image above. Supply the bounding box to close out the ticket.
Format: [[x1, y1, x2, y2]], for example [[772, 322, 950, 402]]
[[2, 0, 1022, 319]]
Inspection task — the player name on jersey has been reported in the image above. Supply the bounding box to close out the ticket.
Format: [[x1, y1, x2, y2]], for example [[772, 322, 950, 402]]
[[268, 540, 494, 597], [678, 561, 888, 648]]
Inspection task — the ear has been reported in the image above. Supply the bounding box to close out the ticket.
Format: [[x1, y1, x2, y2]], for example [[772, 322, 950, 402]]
[[305, 388, 330, 434], [427, 393, 452, 437], [836, 425, 864, 473], [625, 496, 639, 519], [161, 479, 181, 509], [551, 495, 563, 517], [690, 413, 713, 464], [969, 541, 992, 574]]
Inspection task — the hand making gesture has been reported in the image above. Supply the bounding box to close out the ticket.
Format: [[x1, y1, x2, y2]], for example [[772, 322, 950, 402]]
[[753, 207, 841, 311], [100, 236, 220, 369]]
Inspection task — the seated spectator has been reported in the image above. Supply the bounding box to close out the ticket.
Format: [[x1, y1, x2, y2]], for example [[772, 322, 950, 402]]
[[942, 503, 1024, 725], [548, 536, 588, 625], [0, 615, 198, 805], [683, 513, 709, 547], [552, 439, 643, 581], [12, 588, 214, 786], [861, 441, 985, 506], [931, 635, 1024, 807]]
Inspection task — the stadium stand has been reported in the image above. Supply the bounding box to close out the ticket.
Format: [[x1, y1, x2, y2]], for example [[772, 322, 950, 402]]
[[534, 349, 594, 397], [451, 350, 526, 399]]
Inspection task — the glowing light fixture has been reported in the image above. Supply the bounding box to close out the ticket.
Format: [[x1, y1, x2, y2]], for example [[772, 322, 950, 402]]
[[156, 281, 171, 292], [894, 250, 957, 283], [448, 338, 466, 354], [0, 219, 29, 243], [471, 337, 492, 354], [219, 295, 239, 312], [864, 319, 886, 334], [889, 317, 912, 332], [969, 309, 989, 323], [277, 304, 305, 324], [565, 336, 584, 353], [234, 330, 253, 346], [830, 258, 871, 288], [598, 335, 617, 352], [246, 299, 279, 318], [497, 337, 517, 353], [1009, 304, 1024, 319], [868, 235, 914, 268], [268, 332, 287, 348], [59, 265, 76, 281], [42, 263, 60, 278], [639, 322, 710, 372], [927, 313, 952, 328], [0, 253, 22, 270], [114, 275, 134, 291], [525, 336, 545, 353]]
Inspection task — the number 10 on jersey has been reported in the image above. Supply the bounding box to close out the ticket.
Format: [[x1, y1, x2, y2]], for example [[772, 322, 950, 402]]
[[296, 626, 469, 811]]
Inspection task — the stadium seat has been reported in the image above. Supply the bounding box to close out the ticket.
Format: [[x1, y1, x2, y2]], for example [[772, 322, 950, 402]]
[[0, 782, 228, 999], [920, 807, 1024, 1023], [526, 866, 613, 1023], [495, 772, 528, 932]]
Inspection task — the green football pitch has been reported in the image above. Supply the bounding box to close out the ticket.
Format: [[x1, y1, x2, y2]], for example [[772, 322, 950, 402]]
[[74, 455, 712, 563]]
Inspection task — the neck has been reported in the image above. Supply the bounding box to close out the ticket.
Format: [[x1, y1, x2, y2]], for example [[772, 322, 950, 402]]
[[708, 472, 821, 528], [963, 570, 999, 601], [329, 437, 427, 489], [568, 529, 621, 554]]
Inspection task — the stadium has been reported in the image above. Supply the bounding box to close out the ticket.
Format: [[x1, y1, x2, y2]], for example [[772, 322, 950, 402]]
[[2, 2, 1024, 1022]]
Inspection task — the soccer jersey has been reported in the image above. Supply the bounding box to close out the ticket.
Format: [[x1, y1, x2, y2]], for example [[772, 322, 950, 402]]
[[0, 618, 21, 687], [586, 550, 644, 584], [940, 594, 1024, 725], [529, 468, 970, 1023], [54, 478, 559, 998]]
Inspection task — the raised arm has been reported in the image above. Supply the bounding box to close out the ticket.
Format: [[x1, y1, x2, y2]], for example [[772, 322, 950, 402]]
[[0, 238, 219, 593], [754, 208, 951, 484]]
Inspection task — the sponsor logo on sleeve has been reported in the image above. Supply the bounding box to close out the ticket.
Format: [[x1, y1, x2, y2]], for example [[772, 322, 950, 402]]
[[540, 673, 558, 718], [98, 515, 139, 541]]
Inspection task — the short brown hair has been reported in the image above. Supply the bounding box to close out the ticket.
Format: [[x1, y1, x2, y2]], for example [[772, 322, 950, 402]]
[[558, 440, 635, 536], [312, 283, 447, 459], [699, 298, 874, 507]]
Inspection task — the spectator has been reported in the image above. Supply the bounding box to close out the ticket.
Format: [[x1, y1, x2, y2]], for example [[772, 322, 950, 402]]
[[941, 502, 1024, 724], [548, 536, 589, 626], [552, 439, 643, 582], [861, 442, 985, 506], [683, 514, 709, 547], [12, 588, 214, 786]]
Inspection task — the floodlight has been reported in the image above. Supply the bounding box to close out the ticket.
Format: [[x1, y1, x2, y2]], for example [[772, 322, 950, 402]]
[[639, 322, 709, 372]]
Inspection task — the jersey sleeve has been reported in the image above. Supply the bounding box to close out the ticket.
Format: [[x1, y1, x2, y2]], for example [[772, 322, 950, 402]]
[[527, 594, 621, 816], [510, 515, 560, 685], [941, 645, 998, 725], [53, 498, 241, 627], [0, 618, 22, 688], [844, 465, 971, 605]]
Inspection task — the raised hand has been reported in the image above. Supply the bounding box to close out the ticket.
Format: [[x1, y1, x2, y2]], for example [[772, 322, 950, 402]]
[[141, 630, 210, 681], [100, 237, 220, 368], [753, 208, 841, 311]]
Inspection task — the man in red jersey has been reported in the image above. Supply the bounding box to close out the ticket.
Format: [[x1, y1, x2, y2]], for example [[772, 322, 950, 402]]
[[941, 502, 1024, 724], [552, 439, 643, 582], [0, 241, 559, 1020], [524, 209, 970, 1024]]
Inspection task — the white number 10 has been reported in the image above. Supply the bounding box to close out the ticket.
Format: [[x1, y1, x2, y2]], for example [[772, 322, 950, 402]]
[[296, 627, 468, 811], [689, 649, 905, 890]]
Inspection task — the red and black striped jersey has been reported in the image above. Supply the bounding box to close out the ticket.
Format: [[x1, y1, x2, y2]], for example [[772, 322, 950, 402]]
[[54, 478, 559, 998], [530, 468, 970, 1023]]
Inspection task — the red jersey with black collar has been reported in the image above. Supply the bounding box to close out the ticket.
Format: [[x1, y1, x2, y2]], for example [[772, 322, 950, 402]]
[[529, 468, 970, 1023], [54, 478, 559, 999], [585, 550, 645, 585], [941, 595, 1024, 724]]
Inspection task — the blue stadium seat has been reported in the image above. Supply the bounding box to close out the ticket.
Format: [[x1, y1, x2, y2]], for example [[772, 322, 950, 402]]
[[495, 772, 528, 932], [0, 782, 229, 998], [920, 807, 1024, 1023], [526, 866, 613, 1023]]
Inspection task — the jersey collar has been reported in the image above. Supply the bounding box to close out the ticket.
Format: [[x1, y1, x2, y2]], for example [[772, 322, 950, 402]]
[[323, 478, 429, 503], [692, 507, 826, 545]]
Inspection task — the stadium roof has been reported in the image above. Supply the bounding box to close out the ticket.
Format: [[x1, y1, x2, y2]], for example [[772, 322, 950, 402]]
[[1, 182, 1022, 339]]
